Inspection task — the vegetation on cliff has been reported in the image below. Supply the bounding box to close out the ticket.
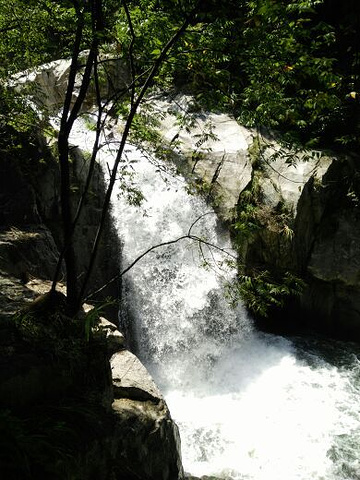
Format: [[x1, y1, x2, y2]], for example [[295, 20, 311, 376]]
[[0, 0, 359, 316]]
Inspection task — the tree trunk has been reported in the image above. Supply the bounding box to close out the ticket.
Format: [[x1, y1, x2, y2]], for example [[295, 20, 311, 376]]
[[58, 130, 78, 313]]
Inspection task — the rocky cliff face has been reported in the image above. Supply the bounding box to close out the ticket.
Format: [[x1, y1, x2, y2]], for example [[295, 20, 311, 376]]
[[295, 156, 360, 337], [0, 141, 120, 305], [0, 126, 184, 478], [154, 94, 360, 340]]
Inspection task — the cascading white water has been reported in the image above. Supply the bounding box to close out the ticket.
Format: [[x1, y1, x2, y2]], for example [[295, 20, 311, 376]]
[[113, 151, 360, 480], [69, 116, 360, 480]]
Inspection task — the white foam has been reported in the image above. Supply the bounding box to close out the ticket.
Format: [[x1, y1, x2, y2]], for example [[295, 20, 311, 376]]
[[69, 115, 360, 480]]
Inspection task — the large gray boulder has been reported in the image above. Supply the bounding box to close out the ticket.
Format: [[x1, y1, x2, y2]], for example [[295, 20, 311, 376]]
[[152, 95, 252, 220], [111, 350, 184, 480], [11, 52, 129, 114], [236, 142, 360, 338]]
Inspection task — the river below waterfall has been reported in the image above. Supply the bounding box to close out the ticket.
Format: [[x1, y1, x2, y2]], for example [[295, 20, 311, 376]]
[[70, 117, 360, 480]]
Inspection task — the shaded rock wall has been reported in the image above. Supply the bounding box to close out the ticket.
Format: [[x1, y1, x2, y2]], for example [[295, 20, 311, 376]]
[[1, 58, 184, 479], [0, 141, 121, 307], [0, 134, 183, 479], [295, 156, 360, 337]]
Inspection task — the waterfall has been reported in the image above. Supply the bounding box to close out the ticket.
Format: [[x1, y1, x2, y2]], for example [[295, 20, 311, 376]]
[[69, 116, 360, 480]]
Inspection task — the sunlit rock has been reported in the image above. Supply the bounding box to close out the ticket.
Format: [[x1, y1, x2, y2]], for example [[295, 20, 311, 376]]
[[153, 95, 253, 220], [111, 349, 162, 402], [111, 350, 184, 480], [98, 317, 126, 354], [10, 52, 129, 114], [255, 142, 333, 211]]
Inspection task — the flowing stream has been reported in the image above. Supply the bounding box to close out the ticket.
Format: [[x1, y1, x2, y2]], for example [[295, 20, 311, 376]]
[[70, 116, 360, 480]]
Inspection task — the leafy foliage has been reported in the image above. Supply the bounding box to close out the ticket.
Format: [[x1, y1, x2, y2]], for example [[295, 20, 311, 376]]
[[233, 203, 261, 238], [227, 270, 306, 317], [0, 0, 77, 75], [238, 1, 341, 145], [1, 0, 359, 152], [113, 0, 360, 150], [15, 309, 87, 364], [1, 0, 359, 313], [14, 293, 112, 362]]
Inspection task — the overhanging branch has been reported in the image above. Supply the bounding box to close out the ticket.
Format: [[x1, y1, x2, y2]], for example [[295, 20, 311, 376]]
[[84, 218, 237, 302], [78, 4, 201, 305]]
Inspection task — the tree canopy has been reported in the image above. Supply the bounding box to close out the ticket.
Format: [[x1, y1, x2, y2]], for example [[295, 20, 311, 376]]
[[1, 0, 359, 312], [1, 0, 359, 148]]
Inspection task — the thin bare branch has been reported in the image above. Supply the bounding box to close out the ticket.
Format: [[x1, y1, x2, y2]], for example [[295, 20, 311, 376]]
[[78, 5, 200, 305], [84, 223, 237, 302], [187, 211, 214, 236]]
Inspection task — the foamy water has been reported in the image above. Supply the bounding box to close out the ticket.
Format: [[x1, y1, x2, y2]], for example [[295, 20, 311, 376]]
[[69, 115, 360, 480]]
